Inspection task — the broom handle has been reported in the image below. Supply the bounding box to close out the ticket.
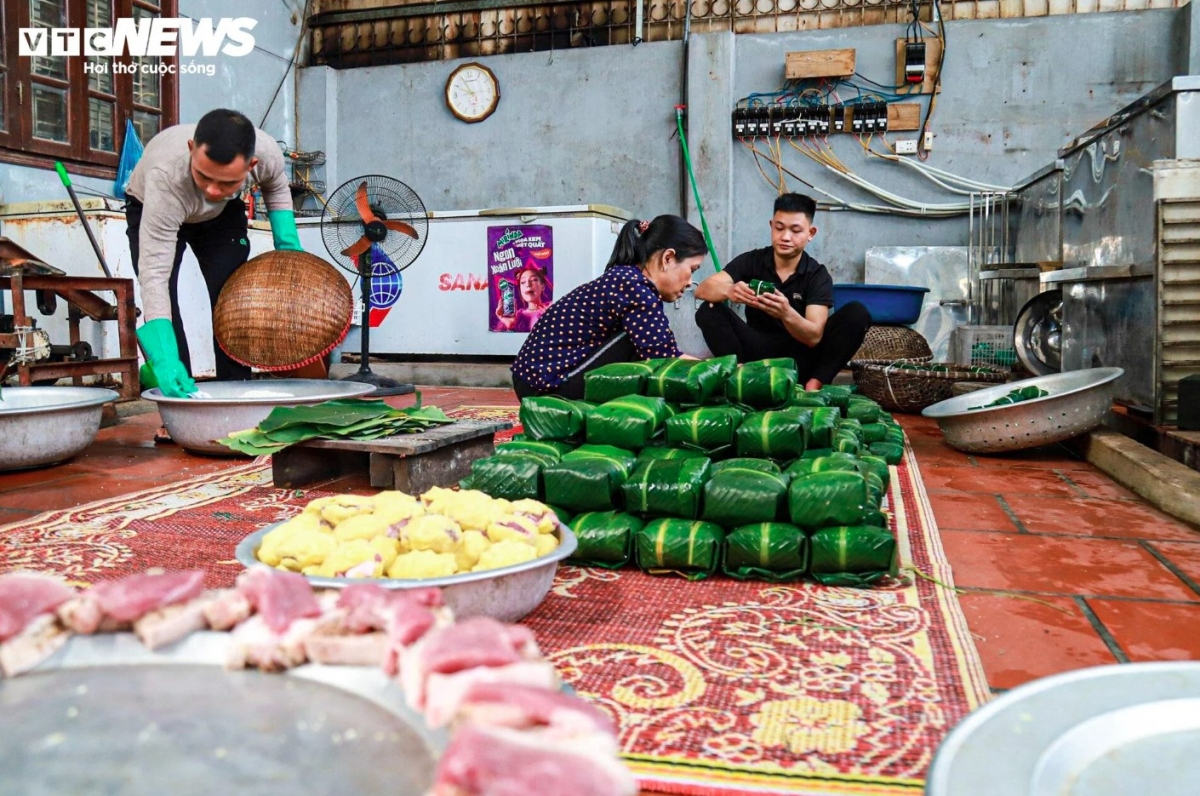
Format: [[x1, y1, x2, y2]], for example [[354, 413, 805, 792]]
[[55, 162, 114, 279]]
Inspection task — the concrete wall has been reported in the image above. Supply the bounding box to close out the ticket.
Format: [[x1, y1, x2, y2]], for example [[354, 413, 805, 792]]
[[297, 40, 685, 218], [0, 0, 302, 207], [690, 10, 1182, 284]]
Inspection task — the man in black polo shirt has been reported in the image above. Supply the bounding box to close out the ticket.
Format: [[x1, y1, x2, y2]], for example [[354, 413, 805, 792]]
[[694, 193, 870, 390]]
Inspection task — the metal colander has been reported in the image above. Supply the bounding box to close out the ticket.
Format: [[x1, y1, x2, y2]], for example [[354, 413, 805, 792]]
[[921, 368, 1124, 454]]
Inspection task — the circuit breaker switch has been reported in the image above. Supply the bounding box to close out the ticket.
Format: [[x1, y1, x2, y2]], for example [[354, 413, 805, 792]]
[[905, 42, 927, 84]]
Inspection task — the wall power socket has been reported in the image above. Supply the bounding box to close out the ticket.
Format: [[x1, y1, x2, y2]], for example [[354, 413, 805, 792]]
[[895, 139, 919, 155]]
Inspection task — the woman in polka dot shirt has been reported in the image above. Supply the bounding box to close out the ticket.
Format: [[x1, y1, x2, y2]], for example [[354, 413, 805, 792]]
[[511, 215, 706, 399]]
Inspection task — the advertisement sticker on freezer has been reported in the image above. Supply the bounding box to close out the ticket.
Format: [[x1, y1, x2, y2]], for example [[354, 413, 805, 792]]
[[488, 225, 554, 333]]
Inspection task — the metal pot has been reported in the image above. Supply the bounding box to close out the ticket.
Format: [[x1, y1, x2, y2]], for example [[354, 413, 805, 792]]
[[0, 386, 118, 471], [142, 379, 376, 456]]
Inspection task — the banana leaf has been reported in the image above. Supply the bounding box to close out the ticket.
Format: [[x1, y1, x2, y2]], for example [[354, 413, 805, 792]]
[[884, 427, 906, 447], [725, 365, 797, 409], [836, 418, 864, 441], [787, 470, 871, 530], [621, 458, 711, 519], [868, 441, 905, 465], [748, 357, 798, 375], [808, 407, 840, 448], [723, 523, 808, 582], [864, 471, 885, 508], [700, 469, 788, 528], [785, 388, 829, 409], [465, 454, 544, 501], [735, 408, 812, 460], [219, 401, 453, 455], [645, 356, 737, 405], [709, 458, 782, 477], [861, 509, 889, 529], [817, 384, 851, 411], [494, 449, 558, 468], [833, 431, 861, 456], [664, 405, 745, 452], [878, 411, 897, 426], [585, 395, 668, 449], [846, 398, 881, 423], [635, 519, 726, 580], [519, 396, 589, 442], [636, 447, 711, 464], [858, 455, 890, 488], [561, 445, 637, 477], [784, 455, 861, 479], [799, 447, 834, 461], [542, 458, 630, 513], [495, 440, 574, 460], [583, 361, 656, 404], [861, 422, 888, 444], [809, 526, 898, 587], [566, 511, 643, 568]]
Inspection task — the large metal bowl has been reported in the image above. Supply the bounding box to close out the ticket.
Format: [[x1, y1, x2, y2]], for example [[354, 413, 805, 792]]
[[926, 662, 1200, 796], [142, 379, 376, 456], [0, 386, 119, 471], [2, 631, 444, 795], [235, 521, 578, 623], [921, 367, 1123, 455]]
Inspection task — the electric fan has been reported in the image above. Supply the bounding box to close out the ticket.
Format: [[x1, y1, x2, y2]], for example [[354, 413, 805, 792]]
[[320, 175, 429, 396]]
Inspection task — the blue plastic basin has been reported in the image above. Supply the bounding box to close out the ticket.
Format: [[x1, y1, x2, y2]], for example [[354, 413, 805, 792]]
[[833, 284, 930, 325]]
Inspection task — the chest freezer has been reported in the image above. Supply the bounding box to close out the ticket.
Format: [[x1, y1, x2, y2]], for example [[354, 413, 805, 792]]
[[275, 205, 632, 358]]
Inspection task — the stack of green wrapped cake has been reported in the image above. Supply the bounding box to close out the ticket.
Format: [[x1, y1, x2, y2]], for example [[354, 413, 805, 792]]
[[460, 357, 904, 586]]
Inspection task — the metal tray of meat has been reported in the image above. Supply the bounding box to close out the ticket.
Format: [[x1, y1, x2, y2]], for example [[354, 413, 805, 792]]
[[926, 661, 1200, 796], [0, 631, 446, 796], [235, 522, 578, 624]]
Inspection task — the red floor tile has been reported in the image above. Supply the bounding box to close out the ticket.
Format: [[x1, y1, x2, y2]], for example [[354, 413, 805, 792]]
[[1145, 542, 1200, 587], [0, 509, 39, 526], [1003, 494, 1200, 541], [0, 473, 168, 512], [0, 467, 78, 494], [957, 592, 1118, 690], [917, 464, 1082, 497], [927, 491, 1018, 532], [1087, 599, 1200, 661], [968, 447, 1094, 471], [1059, 469, 1142, 501], [939, 530, 1200, 600]]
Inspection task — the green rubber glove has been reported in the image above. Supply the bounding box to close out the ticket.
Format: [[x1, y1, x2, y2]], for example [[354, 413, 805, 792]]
[[136, 319, 197, 398], [268, 209, 302, 252]]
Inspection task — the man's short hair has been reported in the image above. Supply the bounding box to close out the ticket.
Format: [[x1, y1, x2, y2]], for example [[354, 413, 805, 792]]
[[193, 109, 256, 165], [774, 193, 817, 220]]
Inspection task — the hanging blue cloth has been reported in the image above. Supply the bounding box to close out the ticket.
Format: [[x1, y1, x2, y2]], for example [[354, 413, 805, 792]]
[[113, 119, 144, 200]]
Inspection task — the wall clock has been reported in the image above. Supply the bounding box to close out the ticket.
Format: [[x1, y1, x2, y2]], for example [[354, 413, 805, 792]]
[[445, 63, 500, 124]]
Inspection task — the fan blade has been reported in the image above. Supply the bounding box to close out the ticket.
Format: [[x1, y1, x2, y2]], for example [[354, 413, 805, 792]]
[[355, 182, 377, 223], [383, 220, 419, 239], [340, 237, 372, 259]]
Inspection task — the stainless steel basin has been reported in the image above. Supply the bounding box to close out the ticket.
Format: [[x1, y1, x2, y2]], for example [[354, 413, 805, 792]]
[[142, 379, 376, 456], [0, 386, 119, 471]]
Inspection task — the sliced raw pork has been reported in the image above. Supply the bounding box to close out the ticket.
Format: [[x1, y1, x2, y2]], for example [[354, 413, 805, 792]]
[[0, 572, 74, 642], [454, 682, 616, 738], [401, 617, 541, 710], [422, 661, 559, 729], [429, 724, 638, 796], [58, 570, 206, 634], [226, 568, 324, 671]]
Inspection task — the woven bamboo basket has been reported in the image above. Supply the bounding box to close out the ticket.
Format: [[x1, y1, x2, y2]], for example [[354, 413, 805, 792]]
[[851, 325, 934, 365], [213, 251, 354, 371], [852, 361, 1010, 413]]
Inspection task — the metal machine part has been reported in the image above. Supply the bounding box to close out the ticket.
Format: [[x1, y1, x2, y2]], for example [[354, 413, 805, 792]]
[[1014, 289, 1063, 376]]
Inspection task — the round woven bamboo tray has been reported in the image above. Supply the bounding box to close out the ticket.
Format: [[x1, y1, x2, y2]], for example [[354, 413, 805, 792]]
[[851, 325, 934, 365], [214, 251, 354, 372], [852, 361, 1010, 414]]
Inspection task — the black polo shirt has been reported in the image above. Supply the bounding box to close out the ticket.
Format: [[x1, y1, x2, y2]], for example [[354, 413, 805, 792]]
[[723, 247, 835, 334]]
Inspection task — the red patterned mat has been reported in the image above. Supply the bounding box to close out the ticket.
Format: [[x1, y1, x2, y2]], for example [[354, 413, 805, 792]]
[[0, 409, 988, 795]]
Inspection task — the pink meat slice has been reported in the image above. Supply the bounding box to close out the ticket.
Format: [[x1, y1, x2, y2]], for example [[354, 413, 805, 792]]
[[88, 570, 206, 623], [236, 567, 321, 634], [419, 617, 539, 675], [0, 573, 75, 642], [430, 724, 637, 796], [457, 682, 616, 736]]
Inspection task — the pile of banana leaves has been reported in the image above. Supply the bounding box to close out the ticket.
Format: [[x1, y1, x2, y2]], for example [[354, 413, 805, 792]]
[[219, 398, 454, 456]]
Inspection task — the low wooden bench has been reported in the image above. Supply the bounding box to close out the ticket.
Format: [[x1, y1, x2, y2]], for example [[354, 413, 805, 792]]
[[270, 420, 512, 493]]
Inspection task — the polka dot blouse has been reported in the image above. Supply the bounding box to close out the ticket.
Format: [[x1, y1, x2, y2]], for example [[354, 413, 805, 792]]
[[512, 264, 681, 392]]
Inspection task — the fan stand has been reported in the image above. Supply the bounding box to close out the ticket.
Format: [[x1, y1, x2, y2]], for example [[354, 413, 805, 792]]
[[339, 251, 414, 397]]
